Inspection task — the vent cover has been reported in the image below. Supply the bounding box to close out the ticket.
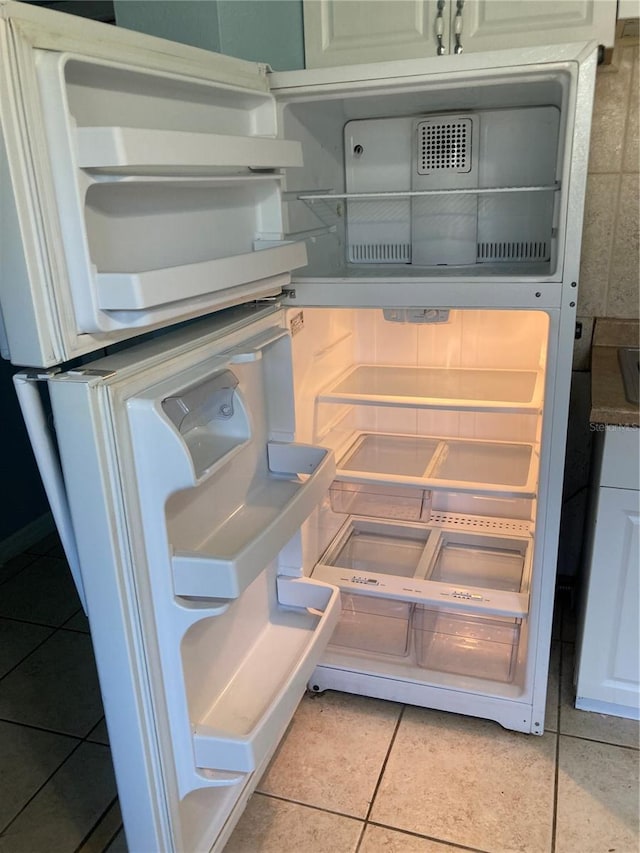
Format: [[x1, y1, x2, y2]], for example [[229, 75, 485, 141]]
[[430, 512, 531, 535], [348, 243, 411, 263], [417, 118, 472, 175], [477, 241, 549, 262]]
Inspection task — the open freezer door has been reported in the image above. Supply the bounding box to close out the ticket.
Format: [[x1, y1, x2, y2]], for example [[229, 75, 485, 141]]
[[41, 307, 339, 853], [0, 0, 306, 367]]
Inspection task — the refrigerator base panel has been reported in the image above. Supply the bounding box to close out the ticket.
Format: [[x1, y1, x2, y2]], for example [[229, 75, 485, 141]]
[[308, 664, 538, 735]]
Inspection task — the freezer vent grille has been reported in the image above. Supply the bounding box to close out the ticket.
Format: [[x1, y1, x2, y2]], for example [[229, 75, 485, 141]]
[[477, 241, 549, 262], [430, 512, 531, 536], [349, 243, 411, 263], [417, 118, 472, 174]]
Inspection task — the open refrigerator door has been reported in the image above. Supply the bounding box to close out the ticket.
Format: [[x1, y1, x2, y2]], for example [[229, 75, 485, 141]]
[[0, 0, 307, 367], [25, 306, 339, 852]]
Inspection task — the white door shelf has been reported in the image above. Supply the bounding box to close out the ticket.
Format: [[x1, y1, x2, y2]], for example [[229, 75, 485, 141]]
[[192, 576, 340, 774], [172, 443, 335, 599], [318, 365, 544, 412], [335, 432, 538, 498], [76, 127, 303, 174], [313, 517, 532, 619], [96, 242, 307, 311]]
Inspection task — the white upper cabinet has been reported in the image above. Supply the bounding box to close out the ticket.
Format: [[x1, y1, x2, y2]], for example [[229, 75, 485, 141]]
[[303, 0, 448, 67], [303, 0, 617, 67]]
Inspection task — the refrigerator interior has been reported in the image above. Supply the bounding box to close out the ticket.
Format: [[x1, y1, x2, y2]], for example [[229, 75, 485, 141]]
[[52, 303, 549, 848], [288, 306, 549, 700], [278, 73, 570, 280]]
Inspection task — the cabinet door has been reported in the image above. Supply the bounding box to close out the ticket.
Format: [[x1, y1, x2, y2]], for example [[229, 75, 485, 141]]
[[302, 0, 616, 69], [576, 486, 640, 716], [303, 0, 446, 67], [460, 0, 616, 55]]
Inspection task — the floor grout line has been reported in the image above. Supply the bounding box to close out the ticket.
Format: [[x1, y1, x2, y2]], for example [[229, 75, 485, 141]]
[[366, 819, 492, 852], [0, 715, 112, 840], [72, 795, 120, 853], [354, 702, 406, 853], [256, 790, 364, 823]]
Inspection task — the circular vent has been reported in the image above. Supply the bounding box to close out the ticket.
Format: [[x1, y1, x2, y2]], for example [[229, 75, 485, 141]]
[[418, 118, 472, 175]]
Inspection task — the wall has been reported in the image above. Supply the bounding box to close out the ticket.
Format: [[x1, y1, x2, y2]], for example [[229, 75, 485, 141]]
[[114, 0, 305, 69], [560, 30, 639, 580], [574, 36, 639, 368]]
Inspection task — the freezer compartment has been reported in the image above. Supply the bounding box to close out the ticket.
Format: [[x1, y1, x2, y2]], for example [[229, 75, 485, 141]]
[[185, 576, 340, 775], [281, 84, 567, 278], [329, 594, 413, 657], [413, 607, 521, 683], [172, 443, 335, 599], [329, 480, 432, 522]]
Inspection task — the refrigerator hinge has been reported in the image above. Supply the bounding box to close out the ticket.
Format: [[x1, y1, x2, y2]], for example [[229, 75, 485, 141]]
[[282, 288, 297, 299], [67, 368, 117, 379], [21, 368, 61, 381]]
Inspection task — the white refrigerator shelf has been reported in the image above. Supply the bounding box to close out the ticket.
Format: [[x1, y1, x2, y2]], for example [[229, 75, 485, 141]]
[[318, 364, 544, 413], [96, 241, 307, 311], [335, 432, 538, 498], [76, 126, 303, 172], [192, 577, 340, 774], [313, 516, 532, 619]]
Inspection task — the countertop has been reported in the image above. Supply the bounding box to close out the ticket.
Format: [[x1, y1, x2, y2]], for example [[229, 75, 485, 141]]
[[590, 318, 639, 426]]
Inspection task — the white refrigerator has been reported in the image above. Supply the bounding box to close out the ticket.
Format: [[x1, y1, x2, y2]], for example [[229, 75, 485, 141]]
[[0, 2, 596, 850]]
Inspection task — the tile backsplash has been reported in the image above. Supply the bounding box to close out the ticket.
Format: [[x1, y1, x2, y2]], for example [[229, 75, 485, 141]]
[[576, 37, 640, 369]]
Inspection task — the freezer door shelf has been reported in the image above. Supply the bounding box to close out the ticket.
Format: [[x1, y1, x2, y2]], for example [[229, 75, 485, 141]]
[[334, 432, 538, 498], [312, 516, 532, 619], [172, 443, 336, 599], [77, 126, 302, 173], [192, 577, 340, 774], [96, 242, 307, 312], [318, 364, 544, 413]]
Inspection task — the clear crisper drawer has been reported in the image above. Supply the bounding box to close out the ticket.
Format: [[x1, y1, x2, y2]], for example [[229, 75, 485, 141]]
[[427, 531, 527, 592], [414, 607, 520, 683], [326, 518, 432, 577], [329, 481, 432, 521], [329, 594, 412, 657]]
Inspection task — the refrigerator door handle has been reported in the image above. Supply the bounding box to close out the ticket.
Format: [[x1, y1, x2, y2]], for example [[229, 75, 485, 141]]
[[13, 372, 86, 613]]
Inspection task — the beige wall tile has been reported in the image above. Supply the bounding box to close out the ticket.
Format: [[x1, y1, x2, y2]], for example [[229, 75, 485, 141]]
[[225, 794, 363, 853], [623, 46, 639, 173], [257, 691, 402, 818], [577, 174, 620, 317], [588, 46, 634, 174], [607, 173, 640, 317], [370, 708, 556, 852], [555, 736, 640, 853]]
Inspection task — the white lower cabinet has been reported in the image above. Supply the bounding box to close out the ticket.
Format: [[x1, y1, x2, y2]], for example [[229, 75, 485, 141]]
[[576, 430, 640, 718]]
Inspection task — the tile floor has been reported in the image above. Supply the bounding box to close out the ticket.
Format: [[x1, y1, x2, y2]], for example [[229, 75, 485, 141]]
[[0, 533, 638, 853]]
